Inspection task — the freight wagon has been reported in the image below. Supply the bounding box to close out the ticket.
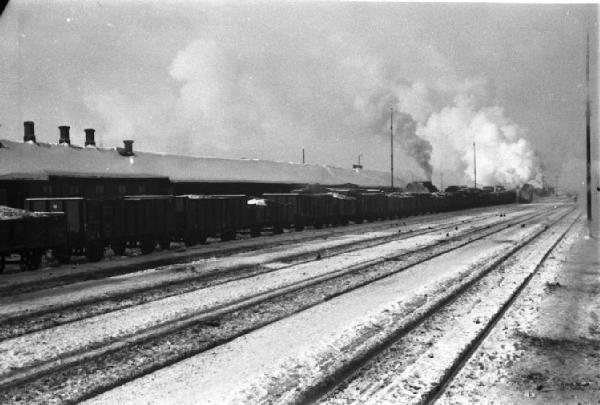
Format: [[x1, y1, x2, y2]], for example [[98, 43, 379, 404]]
[[0, 205, 66, 271], [25, 196, 176, 261], [6, 183, 522, 272]]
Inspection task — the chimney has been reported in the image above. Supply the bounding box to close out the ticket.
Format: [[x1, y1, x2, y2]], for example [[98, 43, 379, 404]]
[[58, 126, 70, 144], [24, 121, 36, 143], [84, 128, 96, 146], [123, 140, 134, 155]]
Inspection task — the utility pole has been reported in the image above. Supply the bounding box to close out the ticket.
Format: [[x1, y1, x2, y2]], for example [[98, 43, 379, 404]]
[[302, 148, 305, 164], [441, 172, 444, 192], [586, 32, 592, 221], [353, 154, 363, 171], [473, 141, 477, 188], [390, 108, 394, 190]]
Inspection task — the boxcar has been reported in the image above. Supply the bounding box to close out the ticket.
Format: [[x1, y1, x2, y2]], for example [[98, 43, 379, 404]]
[[263, 193, 311, 231], [26, 195, 176, 261], [175, 195, 211, 246], [354, 192, 387, 222], [25, 197, 105, 261], [205, 195, 248, 241], [0, 206, 66, 271], [304, 193, 334, 228], [247, 198, 285, 236], [330, 193, 357, 225], [119, 195, 176, 253]]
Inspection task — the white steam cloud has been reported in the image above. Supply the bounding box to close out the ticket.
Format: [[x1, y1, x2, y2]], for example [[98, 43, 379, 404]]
[[79, 18, 542, 190], [419, 95, 542, 188], [162, 34, 541, 188]]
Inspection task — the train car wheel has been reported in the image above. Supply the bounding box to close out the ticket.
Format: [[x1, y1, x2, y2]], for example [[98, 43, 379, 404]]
[[273, 226, 284, 234], [19, 251, 30, 272], [220, 229, 235, 242], [111, 241, 126, 256], [140, 239, 155, 255], [159, 239, 171, 250], [250, 227, 261, 238], [184, 234, 197, 247], [85, 244, 104, 262], [198, 233, 207, 244], [30, 250, 43, 270], [294, 224, 305, 231], [19, 251, 40, 271]]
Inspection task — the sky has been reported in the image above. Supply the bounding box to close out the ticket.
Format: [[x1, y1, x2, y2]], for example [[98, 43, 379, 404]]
[[0, 0, 598, 192]]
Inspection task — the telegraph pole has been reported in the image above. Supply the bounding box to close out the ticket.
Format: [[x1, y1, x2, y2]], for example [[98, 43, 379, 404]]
[[473, 141, 477, 188], [586, 32, 592, 221], [390, 108, 394, 190], [302, 148, 305, 164]]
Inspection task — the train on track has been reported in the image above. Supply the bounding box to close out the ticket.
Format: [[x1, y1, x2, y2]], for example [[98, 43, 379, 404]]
[[517, 183, 535, 203], [0, 185, 517, 271]]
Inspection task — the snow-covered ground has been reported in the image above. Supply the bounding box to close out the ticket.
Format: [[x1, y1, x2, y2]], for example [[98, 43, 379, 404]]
[[1, 208, 529, 379], [0, 208, 515, 320], [319, 207, 578, 404], [81, 209, 562, 405], [437, 217, 600, 404]]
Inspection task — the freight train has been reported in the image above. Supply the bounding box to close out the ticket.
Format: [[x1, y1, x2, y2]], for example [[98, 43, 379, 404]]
[[0, 186, 517, 272]]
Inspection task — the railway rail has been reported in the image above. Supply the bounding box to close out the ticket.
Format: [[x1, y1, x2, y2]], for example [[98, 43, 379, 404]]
[[315, 207, 579, 404], [0, 203, 572, 404], [0, 205, 535, 340], [0, 204, 515, 296]]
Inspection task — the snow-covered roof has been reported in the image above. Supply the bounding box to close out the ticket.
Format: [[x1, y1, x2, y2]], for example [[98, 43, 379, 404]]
[[0, 139, 405, 187]]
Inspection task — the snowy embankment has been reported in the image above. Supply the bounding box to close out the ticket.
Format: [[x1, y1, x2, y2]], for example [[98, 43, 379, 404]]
[[438, 217, 600, 404], [82, 209, 563, 405]]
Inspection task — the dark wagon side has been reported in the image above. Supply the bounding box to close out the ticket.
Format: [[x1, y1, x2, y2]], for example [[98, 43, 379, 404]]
[[0, 205, 66, 271]]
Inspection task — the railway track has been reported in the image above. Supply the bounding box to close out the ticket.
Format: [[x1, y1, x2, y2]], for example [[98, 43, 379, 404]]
[[0, 206, 533, 339], [0, 205, 524, 296], [0, 203, 573, 404], [306, 206, 581, 404]]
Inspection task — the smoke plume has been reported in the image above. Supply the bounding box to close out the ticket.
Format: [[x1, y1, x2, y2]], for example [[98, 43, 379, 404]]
[[394, 112, 433, 180], [83, 11, 543, 188], [418, 95, 542, 188]]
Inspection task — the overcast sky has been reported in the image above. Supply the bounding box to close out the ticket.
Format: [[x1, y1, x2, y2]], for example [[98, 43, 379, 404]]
[[0, 1, 597, 190]]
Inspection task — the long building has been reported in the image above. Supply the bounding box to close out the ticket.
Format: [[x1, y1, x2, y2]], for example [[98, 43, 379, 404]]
[[0, 122, 406, 207]]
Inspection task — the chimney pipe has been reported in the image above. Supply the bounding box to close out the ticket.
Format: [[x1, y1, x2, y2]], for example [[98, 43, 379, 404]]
[[123, 140, 134, 155], [23, 121, 36, 143], [84, 128, 96, 146], [58, 126, 70, 145]]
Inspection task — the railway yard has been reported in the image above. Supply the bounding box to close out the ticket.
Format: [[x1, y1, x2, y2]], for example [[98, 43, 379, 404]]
[[0, 197, 597, 404]]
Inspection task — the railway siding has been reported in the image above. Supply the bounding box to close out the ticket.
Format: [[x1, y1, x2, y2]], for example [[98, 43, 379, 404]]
[[437, 218, 600, 404], [0, 205, 516, 296], [0, 208, 509, 322], [79, 206, 572, 404], [0, 208, 539, 380], [0, 207, 554, 403], [351, 209, 580, 404]]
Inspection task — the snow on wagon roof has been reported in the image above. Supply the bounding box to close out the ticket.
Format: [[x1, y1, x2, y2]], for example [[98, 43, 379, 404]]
[[0, 140, 405, 187]]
